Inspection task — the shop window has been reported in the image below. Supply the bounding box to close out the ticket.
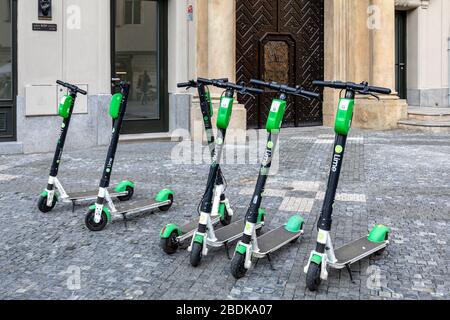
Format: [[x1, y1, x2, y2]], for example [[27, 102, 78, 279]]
[[124, 0, 141, 25]]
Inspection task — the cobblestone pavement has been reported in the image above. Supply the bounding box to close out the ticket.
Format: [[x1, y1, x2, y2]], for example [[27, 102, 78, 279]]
[[0, 127, 449, 300]]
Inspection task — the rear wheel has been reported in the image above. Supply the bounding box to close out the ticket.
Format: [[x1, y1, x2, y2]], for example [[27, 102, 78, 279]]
[[159, 194, 174, 212], [85, 209, 108, 232], [306, 263, 322, 291], [117, 186, 134, 202], [160, 231, 179, 255], [37, 195, 57, 213], [230, 252, 247, 279], [190, 242, 203, 267]]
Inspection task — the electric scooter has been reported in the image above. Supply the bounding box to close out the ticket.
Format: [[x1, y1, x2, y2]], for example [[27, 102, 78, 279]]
[[230, 80, 320, 279], [188, 78, 264, 267], [304, 80, 391, 291], [38, 80, 134, 213], [160, 78, 235, 254], [84, 80, 174, 231]]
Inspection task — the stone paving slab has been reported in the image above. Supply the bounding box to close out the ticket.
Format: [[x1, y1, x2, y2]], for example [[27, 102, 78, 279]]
[[0, 127, 449, 300]]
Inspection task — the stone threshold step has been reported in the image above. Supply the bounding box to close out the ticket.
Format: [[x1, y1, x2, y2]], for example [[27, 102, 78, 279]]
[[408, 107, 450, 117], [119, 133, 183, 143], [398, 119, 450, 127]]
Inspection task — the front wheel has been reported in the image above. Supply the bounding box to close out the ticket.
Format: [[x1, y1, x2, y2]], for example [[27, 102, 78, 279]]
[[117, 186, 134, 202], [230, 252, 247, 279], [85, 209, 108, 232], [190, 242, 203, 267], [37, 195, 57, 213], [159, 194, 174, 212], [160, 231, 179, 255], [306, 263, 322, 291]]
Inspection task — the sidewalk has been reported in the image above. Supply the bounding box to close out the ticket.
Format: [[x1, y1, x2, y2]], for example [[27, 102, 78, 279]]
[[0, 127, 448, 300]]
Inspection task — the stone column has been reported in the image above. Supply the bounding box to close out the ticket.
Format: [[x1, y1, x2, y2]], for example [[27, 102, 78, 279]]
[[191, 0, 247, 144], [324, 0, 407, 130], [352, 0, 407, 130]]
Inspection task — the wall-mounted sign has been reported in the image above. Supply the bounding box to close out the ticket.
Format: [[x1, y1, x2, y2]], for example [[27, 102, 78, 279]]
[[186, 5, 193, 22], [32, 23, 57, 32], [38, 0, 52, 20]]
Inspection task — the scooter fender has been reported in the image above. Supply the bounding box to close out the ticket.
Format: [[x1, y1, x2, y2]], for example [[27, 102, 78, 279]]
[[160, 224, 181, 239], [89, 204, 111, 224], [236, 242, 252, 270], [155, 189, 174, 202], [114, 180, 135, 193]]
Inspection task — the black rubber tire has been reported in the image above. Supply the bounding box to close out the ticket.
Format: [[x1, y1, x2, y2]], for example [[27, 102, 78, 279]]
[[37, 195, 57, 213], [230, 252, 247, 279], [159, 194, 174, 212], [160, 231, 179, 255], [85, 209, 108, 232], [190, 242, 203, 267], [220, 205, 232, 226], [117, 186, 134, 202], [306, 263, 322, 292]]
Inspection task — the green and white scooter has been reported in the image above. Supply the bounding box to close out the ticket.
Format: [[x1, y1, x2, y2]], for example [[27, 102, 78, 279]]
[[304, 80, 391, 291], [38, 80, 134, 213], [230, 79, 320, 279], [84, 80, 174, 231], [187, 79, 264, 267], [160, 78, 235, 254]]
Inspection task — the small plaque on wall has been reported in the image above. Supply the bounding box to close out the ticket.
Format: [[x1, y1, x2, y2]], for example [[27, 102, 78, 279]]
[[32, 23, 57, 32], [38, 0, 52, 20]]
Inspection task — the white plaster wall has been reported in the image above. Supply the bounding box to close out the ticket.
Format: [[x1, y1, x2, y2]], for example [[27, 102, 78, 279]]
[[406, 0, 450, 107], [167, 0, 196, 132], [16, 0, 112, 153]]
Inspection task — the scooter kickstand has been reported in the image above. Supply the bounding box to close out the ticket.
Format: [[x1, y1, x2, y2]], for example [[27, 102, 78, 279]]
[[224, 242, 231, 260], [72, 201, 76, 213], [345, 264, 355, 283], [267, 254, 276, 271], [122, 213, 128, 230]]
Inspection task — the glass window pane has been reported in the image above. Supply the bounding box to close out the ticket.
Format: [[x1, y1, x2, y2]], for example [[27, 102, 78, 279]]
[[124, 0, 133, 25], [115, 1, 159, 120], [133, 0, 141, 25], [0, 0, 12, 100]]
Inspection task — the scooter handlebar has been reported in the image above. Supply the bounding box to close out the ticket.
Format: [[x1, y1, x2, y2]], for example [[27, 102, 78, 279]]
[[56, 80, 87, 95], [197, 78, 263, 95], [313, 80, 391, 95], [250, 79, 320, 100]]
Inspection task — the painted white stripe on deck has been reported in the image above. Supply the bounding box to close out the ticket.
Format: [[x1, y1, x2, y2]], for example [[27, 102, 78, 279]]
[[315, 191, 366, 203], [279, 197, 314, 213]]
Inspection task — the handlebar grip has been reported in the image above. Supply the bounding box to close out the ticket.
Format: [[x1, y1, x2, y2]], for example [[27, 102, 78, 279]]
[[245, 87, 265, 95], [299, 90, 321, 99], [249, 79, 268, 87], [369, 86, 391, 95], [177, 82, 192, 88]]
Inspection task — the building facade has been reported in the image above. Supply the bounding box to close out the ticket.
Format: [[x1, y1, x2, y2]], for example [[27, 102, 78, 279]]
[[0, 0, 448, 154]]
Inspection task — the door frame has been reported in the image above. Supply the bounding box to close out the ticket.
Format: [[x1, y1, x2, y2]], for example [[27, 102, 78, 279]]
[[395, 10, 407, 99], [110, 0, 169, 134], [0, 0, 17, 142]]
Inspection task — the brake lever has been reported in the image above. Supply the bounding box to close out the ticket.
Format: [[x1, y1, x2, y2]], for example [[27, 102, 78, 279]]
[[357, 91, 380, 100], [239, 89, 257, 100]]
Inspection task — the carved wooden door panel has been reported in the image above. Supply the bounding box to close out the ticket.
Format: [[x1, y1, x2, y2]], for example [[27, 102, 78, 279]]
[[236, 0, 324, 129]]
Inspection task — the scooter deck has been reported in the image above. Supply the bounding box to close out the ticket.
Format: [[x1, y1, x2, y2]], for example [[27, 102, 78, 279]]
[[208, 219, 262, 247], [177, 216, 222, 242], [330, 237, 388, 269], [67, 189, 127, 201], [112, 198, 170, 218], [253, 227, 302, 258]]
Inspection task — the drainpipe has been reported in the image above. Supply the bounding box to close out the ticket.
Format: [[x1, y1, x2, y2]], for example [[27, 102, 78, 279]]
[[448, 37, 450, 107]]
